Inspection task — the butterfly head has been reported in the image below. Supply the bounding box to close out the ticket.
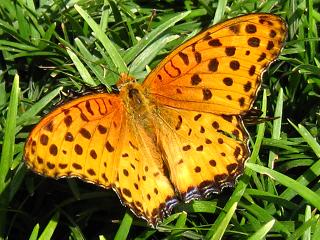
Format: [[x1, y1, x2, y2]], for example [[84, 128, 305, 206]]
[[116, 73, 136, 90]]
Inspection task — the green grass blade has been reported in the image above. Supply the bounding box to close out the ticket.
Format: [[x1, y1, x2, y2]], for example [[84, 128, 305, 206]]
[[123, 11, 191, 64], [0, 74, 20, 237], [290, 121, 320, 158], [247, 219, 275, 240], [17, 87, 63, 126], [74, 4, 127, 74], [303, 205, 312, 240], [279, 121, 320, 201], [209, 202, 237, 240], [66, 48, 97, 86], [288, 217, 317, 240], [28, 224, 39, 240], [38, 212, 60, 240], [74, 38, 107, 85], [213, 0, 227, 24], [268, 88, 283, 168], [206, 90, 268, 239], [130, 34, 179, 74], [246, 163, 320, 210], [0, 74, 19, 193], [114, 212, 133, 240]]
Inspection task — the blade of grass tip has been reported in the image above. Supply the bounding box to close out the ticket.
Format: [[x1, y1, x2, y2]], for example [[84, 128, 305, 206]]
[[303, 205, 312, 240], [100, 0, 109, 33], [246, 163, 320, 210], [176, 211, 187, 227], [158, 213, 181, 229], [172, 211, 187, 235], [288, 218, 317, 240], [28, 224, 39, 240], [311, 218, 320, 240], [114, 212, 133, 240], [213, 0, 227, 24], [99, 235, 107, 240], [39, 23, 56, 49], [74, 38, 109, 88], [17, 87, 63, 126], [206, 90, 268, 239], [268, 88, 283, 169], [130, 34, 179, 74], [66, 48, 97, 86], [210, 202, 237, 240], [0, 74, 19, 193], [67, 178, 81, 200], [0, 74, 19, 237], [16, 4, 30, 40], [60, 205, 85, 240], [279, 120, 320, 201], [247, 219, 275, 240], [0, 0, 16, 20], [68, 225, 85, 240], [239, 202, 290, 236], [291, 121, 320, 158], [38, 212, 60, 240], [123, 11, 191, 64], [266, 88, 283, 200], [74, 4, 127, 74]]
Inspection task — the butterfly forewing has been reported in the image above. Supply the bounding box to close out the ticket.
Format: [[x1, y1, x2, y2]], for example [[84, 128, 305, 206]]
[[24, 94, 123, 186], [143, 13, 287, 115]]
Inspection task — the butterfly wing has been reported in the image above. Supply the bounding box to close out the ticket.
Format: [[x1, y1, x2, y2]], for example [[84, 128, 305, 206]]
[[24, 92, 178, 226], [24, 94, 124, 187], [155, 106, 249, 199], [114, 115, 178, 226], [143, 13, 287, 115], [142, 13, 287, 199]]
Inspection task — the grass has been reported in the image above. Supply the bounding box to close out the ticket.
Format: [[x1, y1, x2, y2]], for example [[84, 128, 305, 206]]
[[0, 0, 319, 239]]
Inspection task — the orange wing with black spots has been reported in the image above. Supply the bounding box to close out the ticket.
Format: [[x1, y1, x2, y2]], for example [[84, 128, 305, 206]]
[[24, 94, 123, 186], [24, 13, 287, 227], [143, 13, 287, 115], [24, 92, 178, 226], [141, 12, 286, 214], [155, 107, 250, 201]]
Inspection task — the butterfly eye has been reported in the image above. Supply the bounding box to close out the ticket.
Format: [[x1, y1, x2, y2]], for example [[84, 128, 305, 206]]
[[111, 85, 120, 94]]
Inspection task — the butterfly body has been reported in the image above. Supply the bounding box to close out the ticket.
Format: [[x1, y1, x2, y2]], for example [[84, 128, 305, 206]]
[[121, 82, 151, 120], [24, 13, 287, 226]]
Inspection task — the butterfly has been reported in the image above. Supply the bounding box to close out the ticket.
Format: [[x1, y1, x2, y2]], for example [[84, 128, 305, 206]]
[[24, 13, 287, 226]]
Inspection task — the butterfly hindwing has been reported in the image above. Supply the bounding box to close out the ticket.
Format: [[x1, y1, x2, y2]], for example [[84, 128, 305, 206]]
[[155, 106, 249, 200], [113, 116, 178, 226]]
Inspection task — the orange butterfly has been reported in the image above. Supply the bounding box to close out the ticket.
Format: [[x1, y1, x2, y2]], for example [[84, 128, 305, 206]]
[[24, 13, 287, 226]]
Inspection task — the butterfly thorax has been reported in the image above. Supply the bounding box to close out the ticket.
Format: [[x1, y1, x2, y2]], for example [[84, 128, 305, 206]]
[[120, 82, 156, 130]]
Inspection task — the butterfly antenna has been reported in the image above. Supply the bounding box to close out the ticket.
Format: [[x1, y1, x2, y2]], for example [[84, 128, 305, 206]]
[[147, 9, 157, 32]]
